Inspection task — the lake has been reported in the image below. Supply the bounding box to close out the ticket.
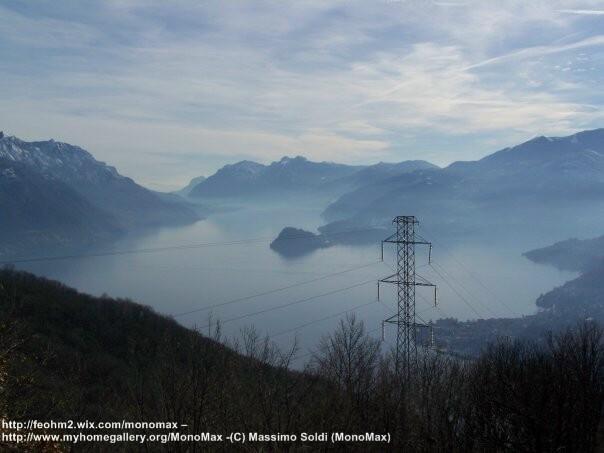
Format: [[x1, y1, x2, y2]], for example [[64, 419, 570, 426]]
[[15, 200, 578, 362]]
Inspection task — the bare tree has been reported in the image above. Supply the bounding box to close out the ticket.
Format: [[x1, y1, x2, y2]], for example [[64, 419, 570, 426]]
[[311, 314, 381, 432]]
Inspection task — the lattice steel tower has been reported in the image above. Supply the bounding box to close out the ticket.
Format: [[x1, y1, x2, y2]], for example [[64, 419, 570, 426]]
[[378, 216, 436, 378]]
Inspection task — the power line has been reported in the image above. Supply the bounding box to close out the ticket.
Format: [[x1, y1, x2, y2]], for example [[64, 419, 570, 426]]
[[430, 261, 498, 318], [431, 259, 509, 317], [270, 299, 378, 339], [0, 227, 378, 265], [417, 292, 448, 318], [284, 303, 467, 365], [172, 261, 381, 317], [132, 263, 333, 276], [428, 263, 483, 318], [220, 279, 375, 325], [418, 229, 519, 317], [388, 230, 513, 318]]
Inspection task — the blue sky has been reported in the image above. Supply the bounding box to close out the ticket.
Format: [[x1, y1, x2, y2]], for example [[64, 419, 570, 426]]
[[1, 0, 604, 190]]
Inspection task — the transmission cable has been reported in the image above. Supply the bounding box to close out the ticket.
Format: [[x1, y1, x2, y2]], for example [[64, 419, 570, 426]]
[[220, 279, 375, 325], [172, 261, 381, 317], [430, 261, 498, 317], [0, 227, 378, 265], [270, 299, 378, 339], [418, 229, 519, 317], [428, 263, 483, 318]]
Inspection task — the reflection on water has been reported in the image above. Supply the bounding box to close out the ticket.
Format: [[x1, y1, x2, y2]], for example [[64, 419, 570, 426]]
[[15, 203, 578, 358]]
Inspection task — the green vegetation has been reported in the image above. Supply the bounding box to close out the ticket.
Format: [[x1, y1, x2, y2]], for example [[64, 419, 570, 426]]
[[1, 268, 603, 452]]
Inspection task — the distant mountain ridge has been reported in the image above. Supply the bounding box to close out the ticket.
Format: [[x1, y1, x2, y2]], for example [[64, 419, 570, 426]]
[[334, 160, 439, 188], [321, 128, 604, 233], [0, 133, 199, 256], [189, 156, 360, 198], [189, 155, 437, 198]]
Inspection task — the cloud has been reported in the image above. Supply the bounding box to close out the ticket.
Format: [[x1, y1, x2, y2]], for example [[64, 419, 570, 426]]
[[464, 35, 604, 70], [557, 9, 604, 15], [0, 0, 603, 189]]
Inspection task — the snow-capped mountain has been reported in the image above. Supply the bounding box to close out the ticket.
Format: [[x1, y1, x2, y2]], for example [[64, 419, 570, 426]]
[[0, 135, 121, 181], [0, 133, 199, 256], [0, 134, 198, 230]]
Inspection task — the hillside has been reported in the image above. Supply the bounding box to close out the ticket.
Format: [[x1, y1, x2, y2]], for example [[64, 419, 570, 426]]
[[521, 235, 604, 328], [524, 235, 604, 272], [1, 269, 602, 451], [535, 263, 604, 314], [433, 237, 604, 358], [434, 265, 604, 355]]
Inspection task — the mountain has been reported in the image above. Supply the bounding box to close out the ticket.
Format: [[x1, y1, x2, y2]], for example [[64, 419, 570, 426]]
[[189, 160, 265, 197], [0, 133, 199, 255], [190, 156, 364, 198], [322, 128, 604, 233], [176, 175, 206, 197], [447, 129, 604, 201], [0, 158, 119, 256], [189, 156, 438, 199], [332, 160, 438, 189], [0, 135, 198, 229]]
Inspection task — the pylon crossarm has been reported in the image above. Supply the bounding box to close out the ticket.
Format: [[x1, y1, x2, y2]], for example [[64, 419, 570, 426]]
[[415, 273, 435, 286], [384, 240, 431, 245], [383, 314, 398, 324], [383, 233, 397, 243], [381, 233, 397, 260], [379, 273, 398, 284], [382, 278, 434, 287], [412, 240, 431, 245], [378, 274, 398, 300]]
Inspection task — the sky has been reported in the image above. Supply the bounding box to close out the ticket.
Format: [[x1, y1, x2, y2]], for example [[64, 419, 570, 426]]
[[1, 0, 604, 190]]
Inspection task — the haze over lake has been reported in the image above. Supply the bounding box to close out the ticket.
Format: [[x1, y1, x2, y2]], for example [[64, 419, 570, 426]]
[[14, 200, 578, 357]]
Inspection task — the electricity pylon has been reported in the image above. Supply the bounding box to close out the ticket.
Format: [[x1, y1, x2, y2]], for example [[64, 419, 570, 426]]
[[378, 216, 437, 379]]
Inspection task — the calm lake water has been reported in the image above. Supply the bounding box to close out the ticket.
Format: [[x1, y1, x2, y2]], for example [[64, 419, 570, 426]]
[[16, 200, 579, 360]]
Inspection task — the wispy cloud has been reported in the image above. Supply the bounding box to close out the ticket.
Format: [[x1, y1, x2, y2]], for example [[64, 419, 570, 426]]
[[464, 35, 604, 70], [557, 9, 604, 15]]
